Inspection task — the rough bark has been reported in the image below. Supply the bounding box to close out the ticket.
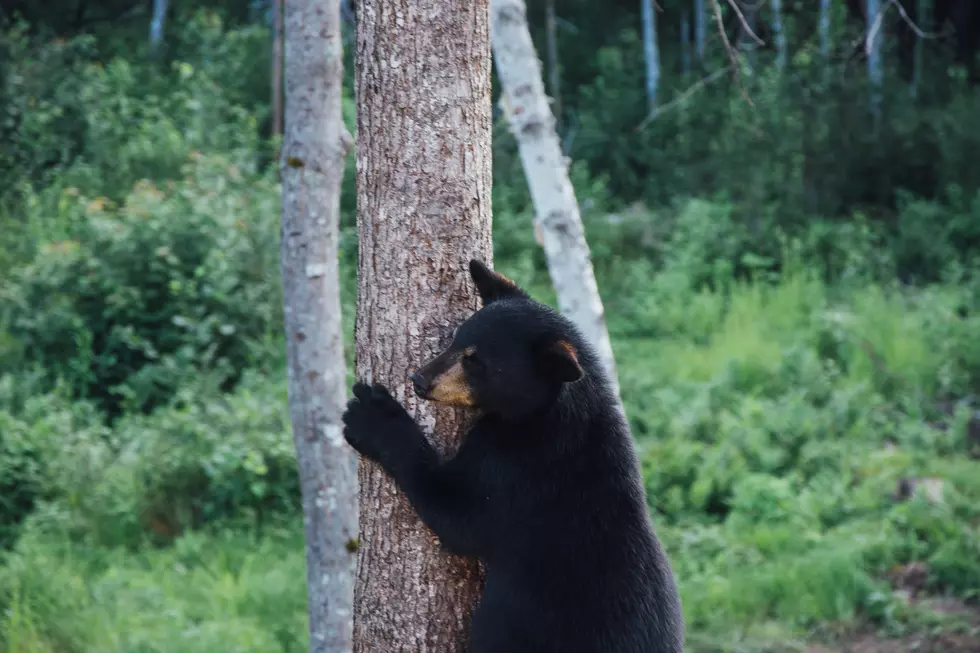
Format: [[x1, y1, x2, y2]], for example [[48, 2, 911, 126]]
[[272, 0, 283, 143], [280, 0, 357, 652], [491, 0, 621, 400], [641, 0, 661, 111], [352, 0, 492, 650]]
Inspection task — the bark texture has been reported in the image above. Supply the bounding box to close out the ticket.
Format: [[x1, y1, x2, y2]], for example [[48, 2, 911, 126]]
[[491, 0, 621, 399], [280, 0, 357, 652], [353, 0, 492, 650]]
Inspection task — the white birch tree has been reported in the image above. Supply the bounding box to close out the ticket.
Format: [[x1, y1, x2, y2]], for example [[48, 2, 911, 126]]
[[491, 0, 622, 400], [280, 0, 357, 651]]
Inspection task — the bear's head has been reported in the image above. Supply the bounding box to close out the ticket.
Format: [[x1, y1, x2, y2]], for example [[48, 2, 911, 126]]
[[410, 260, 585, 420]]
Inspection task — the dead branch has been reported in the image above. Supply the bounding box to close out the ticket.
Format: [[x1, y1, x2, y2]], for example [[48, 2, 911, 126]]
[[636, 68, 727, 131]]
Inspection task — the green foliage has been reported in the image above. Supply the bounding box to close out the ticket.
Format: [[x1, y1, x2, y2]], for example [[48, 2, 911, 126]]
[[0, 526, 309, 653], [3, 2, 980, 651], [1, 154, 282, 417]]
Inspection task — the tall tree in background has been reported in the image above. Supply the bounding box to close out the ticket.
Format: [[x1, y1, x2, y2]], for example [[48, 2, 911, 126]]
[[149, 0, 168, 53], [911, 0, 932, 98], [352, 0, 491, 650], [771, 0, 787, 72], [280, 0, 357, 651], [681, 10, 692, 76], [694, 0, 707, 62], [641, 0, 661, 111], [491, 0, 621, 399], [866, 0, 884, 117], [271, 0, 283, 144], [819, 0, 832, 59]]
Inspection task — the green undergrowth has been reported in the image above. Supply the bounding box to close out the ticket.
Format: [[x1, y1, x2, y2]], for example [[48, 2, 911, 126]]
[[3, 262, 980, 652]]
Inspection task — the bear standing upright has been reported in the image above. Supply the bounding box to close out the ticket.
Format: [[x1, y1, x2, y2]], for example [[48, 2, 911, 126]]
[[343, 260, 684, 653]]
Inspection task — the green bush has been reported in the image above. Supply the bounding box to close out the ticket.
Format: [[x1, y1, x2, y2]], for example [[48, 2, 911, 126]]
[[1, 154, 282, 417]]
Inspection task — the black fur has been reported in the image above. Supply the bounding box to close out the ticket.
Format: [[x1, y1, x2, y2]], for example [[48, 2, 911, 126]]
[[343, 260, 684, 653]]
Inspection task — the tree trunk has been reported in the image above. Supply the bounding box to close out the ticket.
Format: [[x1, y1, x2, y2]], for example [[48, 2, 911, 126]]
[[911, 0, 931, 98], [640, 0, 661, 111], [271, 0, 283, 145], [491, 0, 621, 400], [545, 0, 561, 129], [149, 0, 168, 53], [694, 0, 706, 62], [819, 0, 832, 60], [280, 0, 357, 651], [771, 0, 787, 72], [352, 0, 492, 650], [680, 10, 691, 76], [866, 0, 884, 117]]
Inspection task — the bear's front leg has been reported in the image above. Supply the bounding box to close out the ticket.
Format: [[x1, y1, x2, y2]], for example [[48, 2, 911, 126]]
[[343, 381, 491, 557]]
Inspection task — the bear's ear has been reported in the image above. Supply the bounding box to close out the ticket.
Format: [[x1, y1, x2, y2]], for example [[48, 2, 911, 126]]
[[469, 259, 528, 305], [538, 339, 584, 384]]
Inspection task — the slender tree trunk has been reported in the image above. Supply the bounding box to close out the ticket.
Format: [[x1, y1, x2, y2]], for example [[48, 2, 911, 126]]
[[271, 0, 283, 145], [491, 0, 621, 400], [866, 0, 884, 117], [352, 0, 492, 650], [546, 0, 562, 129], [771, 0, 787, 72], [681, 10, 692, 76], [640, 0, 660, 111], [819, 0, 832, 59], [280, 0, 357, 652], [911, 0, 931, 98], [694, 0, 706, 62], [149, 0, 168, 53]]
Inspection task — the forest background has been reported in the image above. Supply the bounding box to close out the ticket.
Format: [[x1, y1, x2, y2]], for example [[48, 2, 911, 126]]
[[2, 1, 980, 651]]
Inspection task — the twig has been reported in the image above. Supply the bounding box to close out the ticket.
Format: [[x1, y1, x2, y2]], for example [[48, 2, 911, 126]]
[[636, 68, 727, 131], [710, 0, 752, 105], [889, 0, 942, 39], [726, 0, 764, 46], [862, 0, 943, 56]]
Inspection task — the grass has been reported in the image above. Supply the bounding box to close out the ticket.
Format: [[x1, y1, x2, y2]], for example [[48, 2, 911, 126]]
[[3, 264, 980, 652]]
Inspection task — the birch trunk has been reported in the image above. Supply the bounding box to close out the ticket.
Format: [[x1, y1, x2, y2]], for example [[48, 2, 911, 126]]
[[352, 0, 492, 650], [694, 0, 706, 62], [866, 0, 884, 117], [280, 0, 357, 652], [771, 0, 787, 72], [640, 0, 661, 111], [491, 0, 621, 400], [819, 0, 832, 59], [149, 0, 168, 52]]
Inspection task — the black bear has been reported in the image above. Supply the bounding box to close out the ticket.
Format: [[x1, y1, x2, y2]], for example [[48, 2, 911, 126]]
[[343, 260, 684, 653]]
